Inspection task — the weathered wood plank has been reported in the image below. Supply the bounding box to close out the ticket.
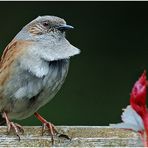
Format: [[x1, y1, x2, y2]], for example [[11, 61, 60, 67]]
[[0, 126, 143, 147]]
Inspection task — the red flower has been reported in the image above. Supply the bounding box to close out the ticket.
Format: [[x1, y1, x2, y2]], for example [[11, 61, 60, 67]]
[[130, 71, 147, 118], [129, 71, 148, 146], [110, 71, 148, 147]]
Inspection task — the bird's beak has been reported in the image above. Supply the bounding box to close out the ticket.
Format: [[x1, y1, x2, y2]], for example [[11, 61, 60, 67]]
[[56, 24, 74, 31]]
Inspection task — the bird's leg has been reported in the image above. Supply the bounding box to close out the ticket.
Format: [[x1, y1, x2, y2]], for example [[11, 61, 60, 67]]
[[34, 112, 70, 145], [2, 112, 24, 140], [34, 112, 58, 144]]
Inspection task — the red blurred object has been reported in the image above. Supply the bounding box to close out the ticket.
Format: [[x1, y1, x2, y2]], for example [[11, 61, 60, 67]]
[[130, 71, 147, 118], [110, 71, 148, 147], [130, 71, 148, 146]]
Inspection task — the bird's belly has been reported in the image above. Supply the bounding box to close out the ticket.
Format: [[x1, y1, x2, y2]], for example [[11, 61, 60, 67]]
[[4, 59, 69, 120]]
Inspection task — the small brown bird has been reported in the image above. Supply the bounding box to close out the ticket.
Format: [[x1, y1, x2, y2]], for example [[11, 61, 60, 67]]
[[0, 15, 80, 142]]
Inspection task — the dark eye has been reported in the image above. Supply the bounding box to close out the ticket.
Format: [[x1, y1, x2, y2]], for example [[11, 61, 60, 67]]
[[43, 22, 49, 27]]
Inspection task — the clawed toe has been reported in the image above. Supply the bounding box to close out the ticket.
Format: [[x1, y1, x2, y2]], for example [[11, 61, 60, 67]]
[[2, 112, 24, 140], [42, 122, 58, 144], [34, 112, 70, 145], [42, 121, 70, 144], [8, 122, 24, 140]]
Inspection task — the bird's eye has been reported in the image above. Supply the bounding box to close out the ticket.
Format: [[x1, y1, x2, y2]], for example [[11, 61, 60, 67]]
[[42, 22, 49, 27]]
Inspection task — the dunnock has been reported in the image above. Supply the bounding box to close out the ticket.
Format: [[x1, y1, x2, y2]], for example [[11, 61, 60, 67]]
[[0, 15, 80, 142]]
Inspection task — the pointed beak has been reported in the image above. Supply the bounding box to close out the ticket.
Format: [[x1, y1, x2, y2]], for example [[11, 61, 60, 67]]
[[56, 24, 74, 31]]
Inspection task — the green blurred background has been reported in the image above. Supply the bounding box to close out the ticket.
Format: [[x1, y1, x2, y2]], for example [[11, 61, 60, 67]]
[[0, 1, 148, 126]]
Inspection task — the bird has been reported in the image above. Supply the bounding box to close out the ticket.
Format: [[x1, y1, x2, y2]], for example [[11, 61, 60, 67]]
[[0, 15, 80, 143]]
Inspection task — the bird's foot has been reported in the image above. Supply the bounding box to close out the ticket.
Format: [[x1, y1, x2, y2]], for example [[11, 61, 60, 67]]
[[34, 112, 70, 145], [2, 112, 24, 140], [42, 121, 58, 144]]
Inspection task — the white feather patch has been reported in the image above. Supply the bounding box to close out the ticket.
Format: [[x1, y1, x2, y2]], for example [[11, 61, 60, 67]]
[[110, 105, 144, 132]]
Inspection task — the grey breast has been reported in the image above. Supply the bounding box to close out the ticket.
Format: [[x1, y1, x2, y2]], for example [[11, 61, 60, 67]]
[[29, 59, 70, 109], [5, 59, 69, 120]]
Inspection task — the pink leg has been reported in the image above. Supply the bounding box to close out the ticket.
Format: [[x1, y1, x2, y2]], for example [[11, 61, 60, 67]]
[[2, 112, 24, 140], [34, 112, 70, 144]]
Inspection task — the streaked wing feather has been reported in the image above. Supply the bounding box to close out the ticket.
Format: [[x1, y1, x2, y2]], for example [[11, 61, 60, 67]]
[[0, 40, 33, 86]]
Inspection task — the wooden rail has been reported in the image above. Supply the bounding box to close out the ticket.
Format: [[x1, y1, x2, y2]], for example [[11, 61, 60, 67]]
[[0, 126, 143, 147]]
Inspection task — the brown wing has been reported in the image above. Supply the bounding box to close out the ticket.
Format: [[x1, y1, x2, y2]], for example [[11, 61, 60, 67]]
[[0, 39, 33, 68], [0, 39, 33, 86]]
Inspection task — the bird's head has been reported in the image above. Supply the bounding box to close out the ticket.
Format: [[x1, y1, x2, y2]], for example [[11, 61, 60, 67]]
[[27, 16, 74, 37], [15, 15, 80, 61]]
